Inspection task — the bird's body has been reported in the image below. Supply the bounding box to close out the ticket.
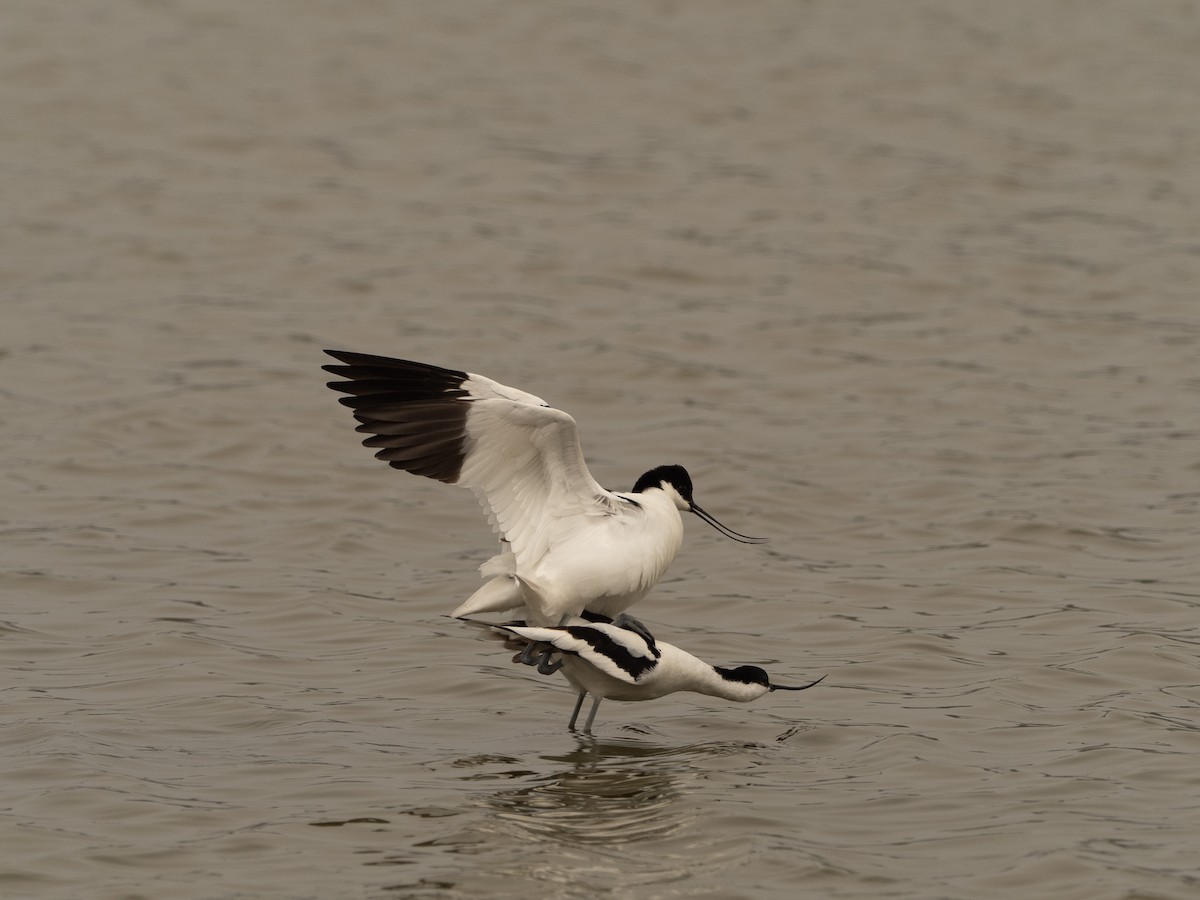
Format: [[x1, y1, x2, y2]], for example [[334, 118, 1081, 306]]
[[482, 618, 825, 731], [323, 351, 764, 625], [457, 481, 685, 623]]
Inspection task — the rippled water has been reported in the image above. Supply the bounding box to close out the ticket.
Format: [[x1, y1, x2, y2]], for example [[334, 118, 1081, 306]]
[[5, 1, 1200, 897]]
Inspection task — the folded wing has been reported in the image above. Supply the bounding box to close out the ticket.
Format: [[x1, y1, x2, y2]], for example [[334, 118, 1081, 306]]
[[496, 622, 661, 684]]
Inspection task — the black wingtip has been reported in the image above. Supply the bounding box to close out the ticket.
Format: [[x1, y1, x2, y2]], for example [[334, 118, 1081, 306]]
[[323, 348, 362, 366], [321, 349, 471, 483]]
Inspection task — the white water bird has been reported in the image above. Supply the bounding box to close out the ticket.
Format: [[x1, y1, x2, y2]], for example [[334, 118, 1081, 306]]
[[323, 350, 767, 627], [474, 617, 825, 732]]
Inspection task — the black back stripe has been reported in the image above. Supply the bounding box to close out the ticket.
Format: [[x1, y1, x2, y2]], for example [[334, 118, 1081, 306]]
[[563, 625, 660, 682]]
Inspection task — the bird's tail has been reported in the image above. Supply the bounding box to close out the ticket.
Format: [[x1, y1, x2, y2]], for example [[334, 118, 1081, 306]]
[[450, 573, 554, 622], [450, 575, 524, 618]]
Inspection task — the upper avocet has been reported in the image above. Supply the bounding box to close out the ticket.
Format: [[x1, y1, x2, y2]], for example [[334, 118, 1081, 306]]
[[473, 617, 825, 732], [322, 350, 767, 626]]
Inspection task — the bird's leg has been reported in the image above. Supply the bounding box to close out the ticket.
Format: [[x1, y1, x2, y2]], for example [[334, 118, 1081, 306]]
[[517, 641, 542, 665], [567, 690, 587, 729], [516, 640, 562, 674], [611, 612, 655, 644], [582, 696, 603, 733], [518, 612, 576, 674]]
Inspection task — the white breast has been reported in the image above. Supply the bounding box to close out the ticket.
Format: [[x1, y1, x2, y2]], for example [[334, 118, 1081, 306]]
[[522, 490, 684, 623]]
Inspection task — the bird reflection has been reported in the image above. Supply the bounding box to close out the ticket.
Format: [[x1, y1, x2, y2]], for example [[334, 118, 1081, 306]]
[[478, 737, 754, 849]]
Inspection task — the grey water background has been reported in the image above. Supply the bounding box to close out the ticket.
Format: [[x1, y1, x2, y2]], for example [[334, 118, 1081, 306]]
[[4, 2, 1200, 897]]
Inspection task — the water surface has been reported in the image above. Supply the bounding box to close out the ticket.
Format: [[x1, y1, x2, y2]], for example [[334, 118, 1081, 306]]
[[4, 2, 1200, 898]]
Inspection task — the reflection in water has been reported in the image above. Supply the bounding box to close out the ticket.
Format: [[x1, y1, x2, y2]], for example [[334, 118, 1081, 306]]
[[484, 739, 687, 845], [462, 737, 761, 887]]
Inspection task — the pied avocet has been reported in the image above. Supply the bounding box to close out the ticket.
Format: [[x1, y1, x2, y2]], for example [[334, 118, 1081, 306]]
[[323, 351, 766, 627], [474, 617, 824, 732]]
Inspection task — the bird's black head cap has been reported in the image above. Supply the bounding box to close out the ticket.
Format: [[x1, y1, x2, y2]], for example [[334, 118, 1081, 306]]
[[632, 464, 693, 500], [715, 665, 772, 687]]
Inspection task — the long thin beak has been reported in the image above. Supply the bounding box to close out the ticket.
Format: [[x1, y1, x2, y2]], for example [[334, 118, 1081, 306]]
[[769, 674, 827, 692], [690, 502, 769, 544]]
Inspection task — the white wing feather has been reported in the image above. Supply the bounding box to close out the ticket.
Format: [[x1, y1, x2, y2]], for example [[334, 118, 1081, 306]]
[[457, 374, 619, 570]]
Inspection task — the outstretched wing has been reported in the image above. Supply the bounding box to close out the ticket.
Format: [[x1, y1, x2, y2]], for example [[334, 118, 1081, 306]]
[[323, 350, 620, 568], [497, 622, 661, 684]]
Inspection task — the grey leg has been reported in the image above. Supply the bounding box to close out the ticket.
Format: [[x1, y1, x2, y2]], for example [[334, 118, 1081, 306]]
[[518, 641, 542, 665], [567, 690, 587, 729], [582, 696, 603, 733], [518, 641, 561, 673]]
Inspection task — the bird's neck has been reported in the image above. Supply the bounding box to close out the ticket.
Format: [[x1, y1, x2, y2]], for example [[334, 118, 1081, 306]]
[[658, 645, 768, 702], [634, 490, 686, 544], [708, 667, 771, 702]]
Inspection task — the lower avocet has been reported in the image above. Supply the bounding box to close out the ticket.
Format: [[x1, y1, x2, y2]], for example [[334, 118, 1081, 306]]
[[470, 616, 825, 732]]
